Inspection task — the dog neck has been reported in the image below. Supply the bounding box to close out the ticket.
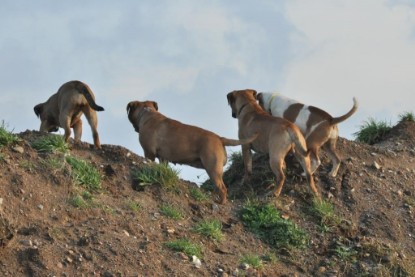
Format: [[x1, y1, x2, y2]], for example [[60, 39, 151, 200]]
[[267, 93, 278, 111], [237, 103, 249, 117]]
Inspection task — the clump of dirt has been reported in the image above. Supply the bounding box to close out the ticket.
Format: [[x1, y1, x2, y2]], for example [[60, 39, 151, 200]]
[[0, 123, 414, 276]]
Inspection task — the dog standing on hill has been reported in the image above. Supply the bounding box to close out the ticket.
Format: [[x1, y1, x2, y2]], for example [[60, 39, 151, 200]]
[[34, 80, 104, 148], [127, 100, 258, 204], [227, 89, 320, 199], [257, 93, 357, 177]]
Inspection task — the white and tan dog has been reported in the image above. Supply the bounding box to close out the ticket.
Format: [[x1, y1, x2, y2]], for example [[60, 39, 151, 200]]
[[127, 100, 258, 204], [227, 90, 320, 199], [34, 80, 104, 148], [257, 92, 358, 177]]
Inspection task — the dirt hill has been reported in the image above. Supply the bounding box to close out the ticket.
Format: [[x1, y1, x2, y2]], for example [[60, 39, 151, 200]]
[[0, 122, 414, 277]]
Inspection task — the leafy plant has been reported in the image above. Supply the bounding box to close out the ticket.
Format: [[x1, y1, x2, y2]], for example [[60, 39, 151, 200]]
[[32, 134, 69, 154], [160, 204, 183, 220], [193, 219, 223, 241], [240, 254, 264, 270], [164, 239, 202, 258], [240, 201, 308, 249], [66, 156, 101, 192], [132, 162, 179, 188], [189, 187, 209, 201], [354, 118, 392, 145], [0, 121, 20, 148], [398, 111, 415, 123]]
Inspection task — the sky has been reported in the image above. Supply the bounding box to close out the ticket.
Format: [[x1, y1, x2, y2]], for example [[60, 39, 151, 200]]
[[1, 0, 414, 184]]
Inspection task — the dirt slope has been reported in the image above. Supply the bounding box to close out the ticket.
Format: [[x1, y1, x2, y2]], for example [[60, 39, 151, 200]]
[[0, 122, 414, 277]]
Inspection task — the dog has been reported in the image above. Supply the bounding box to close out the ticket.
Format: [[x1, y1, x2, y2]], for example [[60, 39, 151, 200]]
[[227, 89, 320, 199], [257, 92, 358, 177], [34, 80, 104, 148], [127, 100, 258, 204]]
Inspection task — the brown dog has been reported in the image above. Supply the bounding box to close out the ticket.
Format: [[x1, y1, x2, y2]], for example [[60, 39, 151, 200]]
[[127, 100, 258, 204], [227, 89, 320, 198], [34, 80, 104, 148], [257, 92, 358, 177]]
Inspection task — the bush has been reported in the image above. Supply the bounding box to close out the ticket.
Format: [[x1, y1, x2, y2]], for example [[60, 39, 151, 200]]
[[354, 118, 392, 145]]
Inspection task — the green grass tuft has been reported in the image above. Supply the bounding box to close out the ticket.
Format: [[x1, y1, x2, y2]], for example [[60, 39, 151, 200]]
[[132, 162, 180, 188], [69, 191, 93, 208], [240, 201, 308, 249], [189, 187, 209, 201], [354, 117, 392, 145], [66, 156, 101, 192], [193, 219, 223, 241], [0, 121, 20, 148], [32, 134, 69, 154], [398, 111, 415, 123], [311, 199, 341, 231], [240, 254, 264, 270], [160, 204, 183, 220], [164, 239, 202, 258]]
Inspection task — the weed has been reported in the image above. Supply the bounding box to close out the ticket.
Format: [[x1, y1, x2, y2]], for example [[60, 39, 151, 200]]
[[398, 111, 415, 123], [164, 239, 202, 258], [334, 241, 358, 262], [354, 118, 392, 145], [132, 162, 179, 188], [240, 201, 308, 249], [31, 134, 69, 154], [0, 121, 20, 148], [66, 156, 101, 192], [189, 187, 209, 201], [19, 160, 36, 172], [262, 252, 278, 264], [69, 192, 93, 208], [160, 204, 183, 220], [125, 200, 141, 212], [42, 156, 66, 171], [193, 219, 223, 241], [0, 153, 6, 162], [240, 254, 264, 270], [311, 199, 341, 231]]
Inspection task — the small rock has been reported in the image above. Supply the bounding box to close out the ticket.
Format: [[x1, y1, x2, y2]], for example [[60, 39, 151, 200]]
[[240, 263, 250, 270], [0, 198, 3, 206], [37, 204, 44, 211], [66, 257, 73, 263], [373, 161, 381, 170], [318, 266, 326, 273], [192, 255, 202, 268], [123, 230, 130, 237], [12, 146, 24, 154], [57, 262, 63, 269]]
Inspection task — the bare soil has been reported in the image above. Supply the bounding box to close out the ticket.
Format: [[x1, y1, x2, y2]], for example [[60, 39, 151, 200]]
[[0, 122, 414, 277]]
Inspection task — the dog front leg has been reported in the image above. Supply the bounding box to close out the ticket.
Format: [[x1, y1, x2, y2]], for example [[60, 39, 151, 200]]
[[242, 144, 252, 184]]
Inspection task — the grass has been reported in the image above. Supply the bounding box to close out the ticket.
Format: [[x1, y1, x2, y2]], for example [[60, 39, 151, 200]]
[[311, 199, 341, 231], [160, 204, 183, 220], [240, 254, 264, 270], [31, 134, 69, 154], [240, 201, 308, 249], [0, 121, 20, 148], [42, 156, 66, 171], [193, 219, 223, 241], [66, 156, 101, 192], [354, 117, 392, 145], [125, 200, 141, 213], [132, 162, 180, 189], [189, 187, 209, 201], [398, 111, 415, 123], [69, 191, 93, 208], [164, 239, 202, 258]]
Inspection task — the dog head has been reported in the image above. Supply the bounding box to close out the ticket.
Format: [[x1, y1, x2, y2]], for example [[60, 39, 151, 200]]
[[227, 89, 257, 118], [126, 101, 158, 132], [33, 103, 59, 133]]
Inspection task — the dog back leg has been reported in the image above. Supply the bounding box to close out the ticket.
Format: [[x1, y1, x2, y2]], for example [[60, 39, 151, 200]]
[[205, 165, 228, 204], [293, 151, 320, 198], [322, 137, 341, 177], [72, 119, 83, 142], [268, 156, 286, 197], [241, 144, 253, 184], [59, 113, 72, 143], [83, 107, 101, 149]]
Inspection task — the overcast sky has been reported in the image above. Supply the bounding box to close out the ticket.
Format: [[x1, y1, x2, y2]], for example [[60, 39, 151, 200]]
[[1, 0, 414, 184]]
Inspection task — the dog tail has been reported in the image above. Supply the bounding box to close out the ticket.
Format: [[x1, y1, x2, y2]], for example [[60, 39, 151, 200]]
[[287, 127, 309, 157], [221, 133, 258, 147], [331, 97, 358, 125], [77, 82, 105, 112]]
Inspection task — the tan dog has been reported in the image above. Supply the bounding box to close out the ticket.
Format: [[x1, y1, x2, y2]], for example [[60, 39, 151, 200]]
[[227, 89, 320, 198], [257, 92, 358, 177], [127, 100, 258, 204], [34, 80, 104, 148]]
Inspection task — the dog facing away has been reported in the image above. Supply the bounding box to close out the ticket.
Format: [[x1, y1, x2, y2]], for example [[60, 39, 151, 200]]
[[257, 92, 358, 177], [34, 80, 104, 148], [227, 89, 320, 199], [126, 100, 258, 204]]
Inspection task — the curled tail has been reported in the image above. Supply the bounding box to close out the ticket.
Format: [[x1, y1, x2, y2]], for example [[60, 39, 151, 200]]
[[287, 127, 308, 157], [221, 133, 258, 146], [331, 97, 358, 125], [76, 82, 105, 112]]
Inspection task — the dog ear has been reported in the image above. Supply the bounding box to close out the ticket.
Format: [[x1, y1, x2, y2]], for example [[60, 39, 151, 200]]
[[251, 90, 257, 99], [151, 101, 158, 111], [34, 104, 43, 118], [227, 92, 234, 105], [126, 102, 135, 115]]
